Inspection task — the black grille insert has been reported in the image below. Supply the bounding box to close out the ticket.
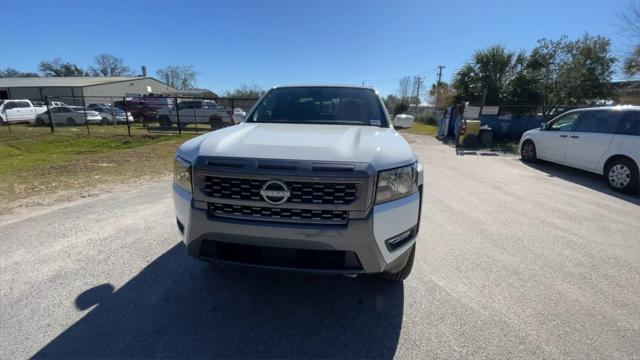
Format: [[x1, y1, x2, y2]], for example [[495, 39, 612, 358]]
[[202, 176, 358, 205], [209, 203, 348, 224], [199, 240, 363, 271]]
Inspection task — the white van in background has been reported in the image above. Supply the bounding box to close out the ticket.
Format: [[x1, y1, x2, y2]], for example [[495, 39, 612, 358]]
[[520, 106, 640, 193]]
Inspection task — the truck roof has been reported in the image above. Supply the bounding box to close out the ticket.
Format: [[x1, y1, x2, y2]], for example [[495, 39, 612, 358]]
[[271, 84, 378, 92]]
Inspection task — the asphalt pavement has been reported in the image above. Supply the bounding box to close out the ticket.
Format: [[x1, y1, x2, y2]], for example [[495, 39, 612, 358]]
[[1, 134, 638, 359]]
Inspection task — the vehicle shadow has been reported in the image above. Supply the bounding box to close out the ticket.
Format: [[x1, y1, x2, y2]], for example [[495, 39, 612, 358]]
[[521, 160, 640, 205], [33, 243, 404, 359]]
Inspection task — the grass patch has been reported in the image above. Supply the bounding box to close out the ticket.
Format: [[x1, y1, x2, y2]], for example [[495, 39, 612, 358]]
[[1, 133, 171, 173], [489, 139, 519, 154], [396, 122, 438, 136], [0, 123, 196, 211]]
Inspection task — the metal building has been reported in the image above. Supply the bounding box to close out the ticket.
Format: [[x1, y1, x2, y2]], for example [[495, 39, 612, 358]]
[[613, 80, 640, 105], [0, 77, 179, 105]]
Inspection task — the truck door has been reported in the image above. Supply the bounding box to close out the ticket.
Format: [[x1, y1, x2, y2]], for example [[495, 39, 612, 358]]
[[2, 101, 20, 122], [16, 101, 36, 121]]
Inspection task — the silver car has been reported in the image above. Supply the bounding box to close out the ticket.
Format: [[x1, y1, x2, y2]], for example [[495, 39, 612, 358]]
[[88, 104, 133, 124], [34, 106, 101, 126]]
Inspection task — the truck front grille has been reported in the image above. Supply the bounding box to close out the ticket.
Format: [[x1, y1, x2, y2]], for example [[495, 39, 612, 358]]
[[209, 202, 348, 224], [202, 176, 358, 205]]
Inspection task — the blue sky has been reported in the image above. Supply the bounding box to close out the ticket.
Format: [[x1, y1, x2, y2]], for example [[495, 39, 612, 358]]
[[2, 0, 633, 96]]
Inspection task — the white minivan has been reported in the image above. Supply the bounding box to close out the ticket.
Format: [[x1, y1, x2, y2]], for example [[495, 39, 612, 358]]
[[519, 106, 640, 193]]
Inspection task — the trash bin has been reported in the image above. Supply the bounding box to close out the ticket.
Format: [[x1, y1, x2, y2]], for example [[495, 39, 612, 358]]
[[458, 120, 481, 146], [479, 127, 493, 147]]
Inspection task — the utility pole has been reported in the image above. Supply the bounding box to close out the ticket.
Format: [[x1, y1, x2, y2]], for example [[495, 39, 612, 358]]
[[435, 65, 445, 111], [436, 65, 444, 84], [414, 76, 424, 114]]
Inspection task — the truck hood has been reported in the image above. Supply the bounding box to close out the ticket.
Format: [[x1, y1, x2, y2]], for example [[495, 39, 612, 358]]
[[177, 122, 416, 170]]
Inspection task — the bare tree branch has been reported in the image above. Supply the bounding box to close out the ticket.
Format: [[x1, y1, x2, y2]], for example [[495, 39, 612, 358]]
[[619, 0, 640, 41], [156, 65, 197, 90], [88, 54, 131, 76]]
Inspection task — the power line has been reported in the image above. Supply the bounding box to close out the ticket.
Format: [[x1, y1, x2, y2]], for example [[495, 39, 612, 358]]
[[359, 66, 440, 85]]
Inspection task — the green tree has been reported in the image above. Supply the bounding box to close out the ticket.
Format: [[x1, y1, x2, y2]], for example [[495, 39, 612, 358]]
[[88, 54, 131, 76], [383, 94, 409, 116], [623, 47, 640, 77], [528, 34, 616, 114], [383, 94, 398, 114], [0, 68, 39, 78], [452, 35, 616, 114], [428, 81, 454, 110], [452, 63, 479, 104], [503, 54, 542, 108], [38, 58, 86, 77]]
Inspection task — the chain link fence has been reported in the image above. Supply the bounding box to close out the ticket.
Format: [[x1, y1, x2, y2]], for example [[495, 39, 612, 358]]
[[457, 104, 597, 140], [0, 95, 258, 136]]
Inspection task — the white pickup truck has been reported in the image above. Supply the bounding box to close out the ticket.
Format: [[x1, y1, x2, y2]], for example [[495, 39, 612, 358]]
[[0, 99, 47, 123], [156, 100, 236, 128], [172, 85, 423, 281]]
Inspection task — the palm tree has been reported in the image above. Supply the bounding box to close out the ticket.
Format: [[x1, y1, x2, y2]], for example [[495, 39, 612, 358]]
[[453, 45, 526, 105]]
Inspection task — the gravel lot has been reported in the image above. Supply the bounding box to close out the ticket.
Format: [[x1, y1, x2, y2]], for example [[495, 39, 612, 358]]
[[1, 134, 638, 359]]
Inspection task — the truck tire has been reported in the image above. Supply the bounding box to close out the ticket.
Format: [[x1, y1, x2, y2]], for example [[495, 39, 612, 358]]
[[380, 244, 415, 281], [36, 117, 46, 126], [158, 115, 172, 128], [66, 118, 76, 126], [210, 115, 224, 130]]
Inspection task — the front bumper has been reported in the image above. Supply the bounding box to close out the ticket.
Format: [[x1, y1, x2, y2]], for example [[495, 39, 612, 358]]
[[173, 184, 421, 274]]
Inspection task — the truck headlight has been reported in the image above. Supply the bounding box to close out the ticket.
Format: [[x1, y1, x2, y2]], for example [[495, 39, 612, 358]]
[[173, 157, 192, 193], [375, 162, 418, 204]]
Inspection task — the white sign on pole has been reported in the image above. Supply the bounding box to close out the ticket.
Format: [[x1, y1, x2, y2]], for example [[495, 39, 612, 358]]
[[481, 106, 499, 115], [463, 106, 481, 119]]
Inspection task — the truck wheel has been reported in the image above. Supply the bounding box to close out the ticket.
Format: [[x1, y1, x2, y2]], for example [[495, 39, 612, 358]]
[[101, 117, 110, 125], [66, 118, 77, 126], [380, 244, 415, 281], [36, 118, 46, 126], [209, 115, 224, 130], [158, 115, 172, 128], [605, 157, 639, 194]]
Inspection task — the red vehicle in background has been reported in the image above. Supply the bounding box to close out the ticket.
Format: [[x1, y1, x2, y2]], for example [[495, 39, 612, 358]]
[[113, 95, 173, 122]]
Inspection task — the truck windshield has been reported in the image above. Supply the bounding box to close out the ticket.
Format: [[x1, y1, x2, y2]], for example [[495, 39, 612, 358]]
[[248, 87, 387, 126]]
